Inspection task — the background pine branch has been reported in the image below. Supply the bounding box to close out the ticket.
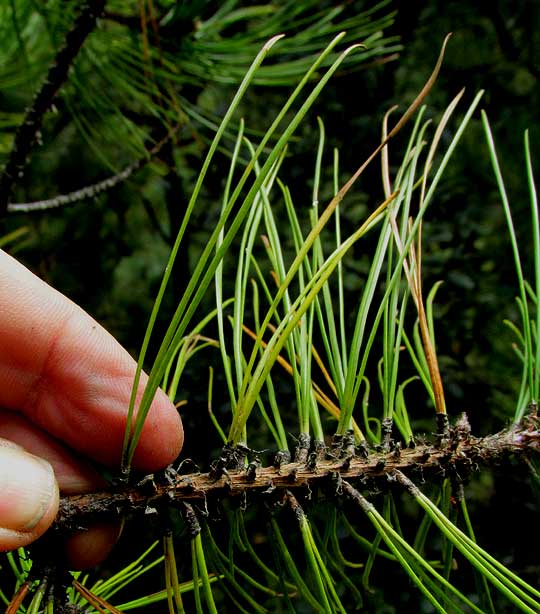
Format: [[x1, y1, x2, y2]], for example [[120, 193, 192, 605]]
[[0, 0, 106, 212]]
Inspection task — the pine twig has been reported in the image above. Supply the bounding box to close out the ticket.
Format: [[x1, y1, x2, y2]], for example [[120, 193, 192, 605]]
[[7, 132, 175, 213], [0, 0, 106, 213], [7, 163, 144, 213], [55, 411, 540, 530]]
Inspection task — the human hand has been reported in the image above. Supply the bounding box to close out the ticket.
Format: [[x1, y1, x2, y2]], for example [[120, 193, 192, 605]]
[[0, 249, 183, 567]]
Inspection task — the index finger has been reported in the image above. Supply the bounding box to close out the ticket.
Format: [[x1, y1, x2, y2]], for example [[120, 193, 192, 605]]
[[0, 249, 183, 470]]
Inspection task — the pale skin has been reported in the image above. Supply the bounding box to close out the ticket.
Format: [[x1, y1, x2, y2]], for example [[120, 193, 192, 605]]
[[0, 249, 184, 568]]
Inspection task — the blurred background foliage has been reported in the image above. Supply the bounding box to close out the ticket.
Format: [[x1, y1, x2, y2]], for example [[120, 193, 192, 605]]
[[1, 0, 538, 434], [1, 1, 539, 610]]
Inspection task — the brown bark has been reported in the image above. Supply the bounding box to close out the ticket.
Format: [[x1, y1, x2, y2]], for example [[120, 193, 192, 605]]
[[55, 411, 540, 531]]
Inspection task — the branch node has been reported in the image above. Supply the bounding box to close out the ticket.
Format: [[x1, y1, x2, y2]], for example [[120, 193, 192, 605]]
[[381, 417, 394, 452], [182, 503, 201, 537], [314, 439, 327, 461], [273, 449, 291, 470], [306, 451, 318, 471], [342, 429, 356, 458], [294, 433, 311, 463], [340, 455, 354, 471], [356, 439, 370, 458], [435, 412, 450, 447], [246, 457, 261, 481]]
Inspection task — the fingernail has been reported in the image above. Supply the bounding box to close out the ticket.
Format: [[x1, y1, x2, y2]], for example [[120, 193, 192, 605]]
[[0, 446, 58, 531], [0, 439, 24, 450]]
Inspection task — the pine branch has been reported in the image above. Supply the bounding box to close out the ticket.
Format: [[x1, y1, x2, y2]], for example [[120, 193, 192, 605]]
[[55, 411, 540, 531], [7, 164, 143, 213], [7, 132, 175, 213], [0, 0, 106, 214]]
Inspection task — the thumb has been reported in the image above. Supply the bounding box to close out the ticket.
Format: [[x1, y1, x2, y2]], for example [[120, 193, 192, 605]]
[[0, 440, 59, 551]]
